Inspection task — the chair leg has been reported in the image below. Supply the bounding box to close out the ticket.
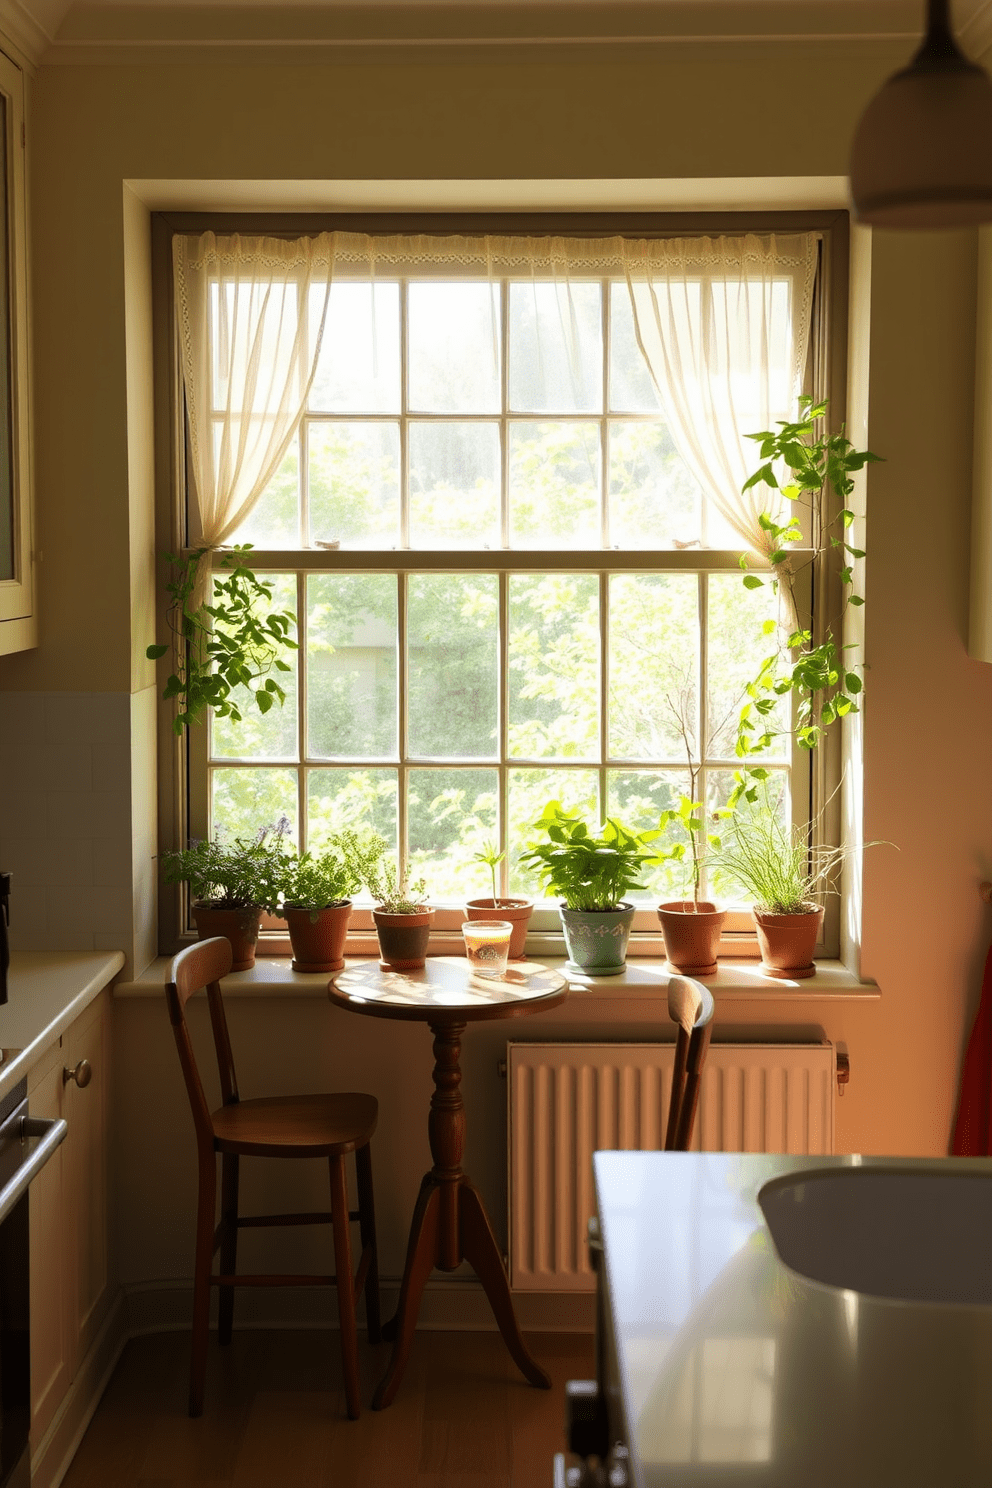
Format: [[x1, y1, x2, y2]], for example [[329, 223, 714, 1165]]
[[189, 1152, 217, 1417], [355, 1142, 381, 1346], [218, 1153, 239, 1346], [330, 1153, 361, 1420]]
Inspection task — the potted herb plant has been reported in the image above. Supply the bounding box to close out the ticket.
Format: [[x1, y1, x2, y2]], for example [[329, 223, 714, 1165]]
[[654, 793, 727, 977], [464, 841, 534, 960], [518, 802, 659, 976], [276, 829, 372, 973], [352, 835, 433, 971], [711, 803, 850, 979], [160, 820, 290, 970]]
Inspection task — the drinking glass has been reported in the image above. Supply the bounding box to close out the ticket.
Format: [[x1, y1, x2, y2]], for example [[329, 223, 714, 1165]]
[[461, 920, 513, 980]]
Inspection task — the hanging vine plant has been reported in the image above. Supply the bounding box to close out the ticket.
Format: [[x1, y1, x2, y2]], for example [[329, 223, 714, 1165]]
[[731, 396, 881, 804], [146, 546, 298, 735]]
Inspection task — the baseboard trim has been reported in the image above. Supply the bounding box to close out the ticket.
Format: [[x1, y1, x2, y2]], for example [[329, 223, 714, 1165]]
[[30, 1291, 128, 1488], [123, 1276, 595, 1336]]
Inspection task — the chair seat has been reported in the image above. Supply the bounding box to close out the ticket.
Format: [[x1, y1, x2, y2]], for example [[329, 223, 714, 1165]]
[[211, 1092, 378, 1158]]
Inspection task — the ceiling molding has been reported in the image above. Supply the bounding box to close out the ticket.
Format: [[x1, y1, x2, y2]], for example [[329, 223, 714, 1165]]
[[45, 0, 931, 53], [0, 0, 54, 65]]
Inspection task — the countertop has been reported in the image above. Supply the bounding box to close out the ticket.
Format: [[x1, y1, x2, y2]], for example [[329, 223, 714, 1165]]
[[594, 1149, 992, 1487], [0, 950, 125, 1101]]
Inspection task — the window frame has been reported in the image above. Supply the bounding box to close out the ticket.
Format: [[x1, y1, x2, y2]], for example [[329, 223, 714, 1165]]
[[151, 209, 850, 961]]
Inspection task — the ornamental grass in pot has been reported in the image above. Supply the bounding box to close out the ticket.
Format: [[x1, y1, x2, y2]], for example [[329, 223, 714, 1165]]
[[464, 841, 533, 960], [518, 802, 660, 976], [711, 807, 843, 980], [275, 829, 373, 973], [161, 821, 289, 971], [352, 835, 433, 971]]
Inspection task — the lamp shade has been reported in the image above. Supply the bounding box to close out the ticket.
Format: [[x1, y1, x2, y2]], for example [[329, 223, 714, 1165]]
[[850, 0, 992, 227]]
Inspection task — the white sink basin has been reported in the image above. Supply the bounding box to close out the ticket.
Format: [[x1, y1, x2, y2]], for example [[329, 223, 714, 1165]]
[[759, 1166, 992, 1306]]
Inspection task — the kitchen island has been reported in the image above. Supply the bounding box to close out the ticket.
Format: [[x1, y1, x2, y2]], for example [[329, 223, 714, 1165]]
[[594, 1149, 992, 1487]]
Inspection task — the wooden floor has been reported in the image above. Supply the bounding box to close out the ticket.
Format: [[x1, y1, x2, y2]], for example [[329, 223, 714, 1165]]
[[61, 1327, 593, 1487]]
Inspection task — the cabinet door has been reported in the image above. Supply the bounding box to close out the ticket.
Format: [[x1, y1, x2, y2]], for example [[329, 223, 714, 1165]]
[[63, 992, 110, 1375], [27, 1047, 68, 1447]]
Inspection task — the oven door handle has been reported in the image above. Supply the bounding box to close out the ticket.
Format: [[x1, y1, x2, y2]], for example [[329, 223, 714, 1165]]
[[0, 1116, 67, 1226]]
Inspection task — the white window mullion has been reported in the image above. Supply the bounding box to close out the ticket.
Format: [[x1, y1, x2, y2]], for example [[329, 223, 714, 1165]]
[[297, 568, 307, 848], [498, 568, 510, 897], [501, 276, 510, 550], [398, 570, 409, 866], [599, 568, 609, 819], [400, 277, 410, 549], [698, 569, 710, 900], [601, 278, 610, 550]]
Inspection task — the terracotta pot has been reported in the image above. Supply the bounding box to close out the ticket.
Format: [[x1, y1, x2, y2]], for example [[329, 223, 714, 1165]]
[[372, 907, 435, 971], [657, 901, 726, 977], [283, 900, 353, 973], [559, 903, 635, 976], [191, 904, 262, 972], [752, 905, 824, 979], [464, 898, 533, 959]]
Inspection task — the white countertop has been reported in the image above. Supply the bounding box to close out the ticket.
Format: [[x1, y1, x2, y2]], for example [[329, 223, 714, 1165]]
[[0, 951, 125, 1101], [594, 1150, 992, 1487]]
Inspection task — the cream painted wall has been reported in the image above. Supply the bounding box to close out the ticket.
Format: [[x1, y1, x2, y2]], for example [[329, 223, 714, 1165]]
[[2, 37, 992, 1302]]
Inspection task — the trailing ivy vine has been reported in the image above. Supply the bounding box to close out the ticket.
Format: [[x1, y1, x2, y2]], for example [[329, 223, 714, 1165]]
[[732, 396, 881, 804], [146, 546, 297, 735]]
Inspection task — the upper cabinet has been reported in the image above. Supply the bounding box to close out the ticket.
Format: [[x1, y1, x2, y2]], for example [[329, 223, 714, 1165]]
[[0, 48, 33, 655]]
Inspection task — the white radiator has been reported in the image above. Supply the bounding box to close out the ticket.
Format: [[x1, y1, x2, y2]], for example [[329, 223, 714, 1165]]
[[507, 1040, 837, 1292]]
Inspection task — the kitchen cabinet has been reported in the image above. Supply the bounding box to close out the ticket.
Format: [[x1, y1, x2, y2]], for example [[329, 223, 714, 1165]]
[[28, 990, 111, 1458], [0, 45, 34, 655]]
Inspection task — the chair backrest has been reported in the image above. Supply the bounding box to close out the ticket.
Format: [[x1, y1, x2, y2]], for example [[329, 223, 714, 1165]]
[[165, 937, 240, 1154], [664, 975, 716, 1152]]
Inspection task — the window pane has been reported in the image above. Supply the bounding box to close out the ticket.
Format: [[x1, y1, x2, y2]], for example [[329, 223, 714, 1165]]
[[608, 769, 691, 902], [309, 281, 400, 414], [408, 574, 498, 759], [307, 574, 397, 758], [211, 767, 298, 846], [409, 423, 500, 548], [308, 421, 400, 548], [307, 767, 397, 856], [508, 768, 599, 897], [227, 444, 300, 548], [211, 573, 298, 762], [608, 573, 699, 761], [509, 574, 599, 760], [707, 574, 790, 760], [609, 282, 662, 413], [408, 767, 498, 900], [508, 422, 601, 547], [408, 282, 501, 414], [509, 281, 602, 414], [608, 421, 703, 550]]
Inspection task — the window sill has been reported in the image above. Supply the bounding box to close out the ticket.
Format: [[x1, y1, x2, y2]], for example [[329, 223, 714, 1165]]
[[115, 954, 879, 1002]]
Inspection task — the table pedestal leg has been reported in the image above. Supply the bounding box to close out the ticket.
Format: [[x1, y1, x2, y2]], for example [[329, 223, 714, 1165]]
[[373, 1019, 550, 1409]]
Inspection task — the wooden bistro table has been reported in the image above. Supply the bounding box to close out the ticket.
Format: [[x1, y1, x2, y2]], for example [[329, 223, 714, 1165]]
[[329, 957, 568, 1409]]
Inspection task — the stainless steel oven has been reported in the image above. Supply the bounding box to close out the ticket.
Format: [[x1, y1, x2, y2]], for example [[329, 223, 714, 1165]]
[[0, 1068, 66, 1488]]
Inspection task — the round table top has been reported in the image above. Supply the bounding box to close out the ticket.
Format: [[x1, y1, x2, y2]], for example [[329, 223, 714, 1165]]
[[328, 958, 568, 1023]]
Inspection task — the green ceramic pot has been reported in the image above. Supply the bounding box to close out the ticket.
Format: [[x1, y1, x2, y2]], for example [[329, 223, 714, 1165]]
[[559, 903, 636, 976]]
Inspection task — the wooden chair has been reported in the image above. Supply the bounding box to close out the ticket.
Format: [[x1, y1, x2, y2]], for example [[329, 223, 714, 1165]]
[[664, 974, 716, 1151], [165, 937, 381, 1419]]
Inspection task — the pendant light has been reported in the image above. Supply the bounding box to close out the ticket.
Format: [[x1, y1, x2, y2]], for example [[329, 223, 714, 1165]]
[[850, 0, 992, 227]]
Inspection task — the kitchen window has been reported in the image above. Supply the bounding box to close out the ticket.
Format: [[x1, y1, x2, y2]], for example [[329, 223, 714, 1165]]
[[159, 216, 846, 955]]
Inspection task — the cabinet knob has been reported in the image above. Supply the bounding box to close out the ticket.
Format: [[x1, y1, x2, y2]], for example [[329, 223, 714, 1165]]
[[63, 1059, 92, 1089]]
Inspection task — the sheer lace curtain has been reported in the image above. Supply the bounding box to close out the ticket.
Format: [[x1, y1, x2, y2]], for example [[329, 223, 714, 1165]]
[[173, 232, 338, 608], [174, 228, 818, 591]]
